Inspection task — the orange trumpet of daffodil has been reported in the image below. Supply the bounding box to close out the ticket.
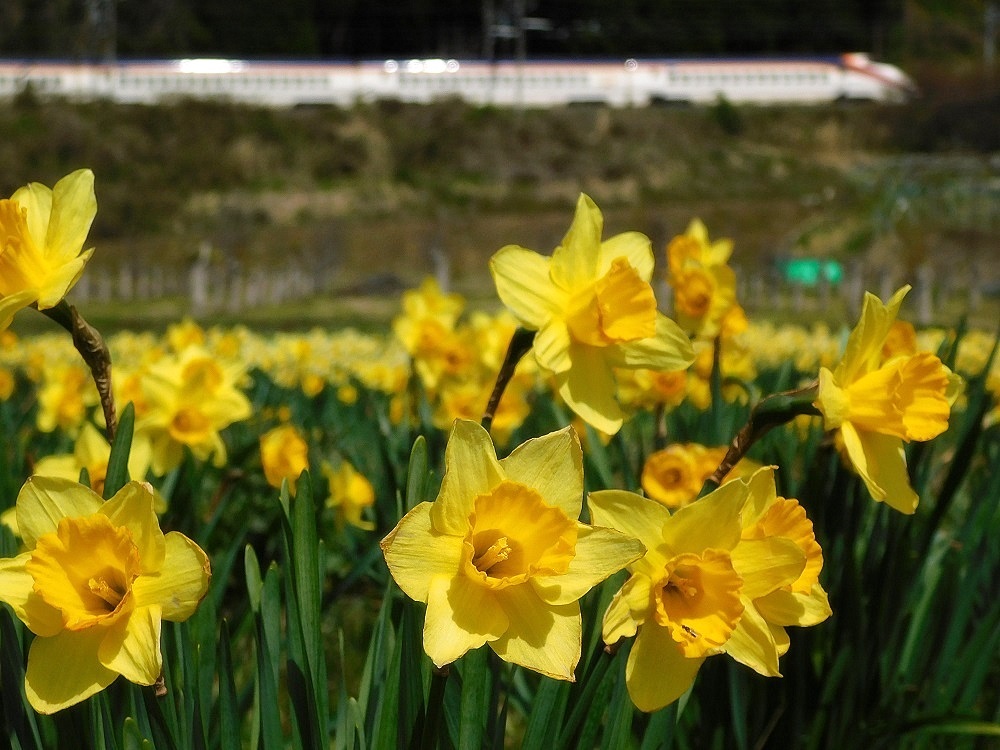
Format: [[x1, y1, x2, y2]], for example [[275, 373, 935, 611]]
[[0, 477, 210, 714]]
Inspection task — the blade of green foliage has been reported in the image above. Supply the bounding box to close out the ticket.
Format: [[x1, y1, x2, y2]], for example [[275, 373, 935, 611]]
[[104, 402, 135, 499], [406, 435, 430, 509], [0, 611, 42, 750], [216, 620, 240, 749], [521, 675, 570, 750], [457, 646, 490, 750], [122, 717, 153, 750]]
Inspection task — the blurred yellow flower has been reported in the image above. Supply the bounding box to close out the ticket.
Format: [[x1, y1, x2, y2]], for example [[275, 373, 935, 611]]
[[381, 420, 644, 678], [666, 218, 733, 274], [589, 469, 804, 712], [0, 366, 15, 400], [666, 219, 741, 339], [136, 345, 252, 475], [490, 194, 693, 434], [34, 422, 153, 500], [324, 460, 376, 531], [36, 363, 96, 435], [641, 443, 760, 509], [815, 287, 961, 513], [260, 424, 309, 493], [0, 169, 97, 329], [0, 477, 210, 714]]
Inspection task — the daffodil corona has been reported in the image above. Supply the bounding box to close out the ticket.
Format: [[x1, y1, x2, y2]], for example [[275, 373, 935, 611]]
[[381, 420, 644, 678], [490, 194, 694, 434], [815, 286, 960, 513], [0, 477, 210, 714]]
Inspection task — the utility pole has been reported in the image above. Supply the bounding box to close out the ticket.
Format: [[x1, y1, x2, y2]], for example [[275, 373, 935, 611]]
[[987, 3, 999, 77], [85, 0, 117, 62]]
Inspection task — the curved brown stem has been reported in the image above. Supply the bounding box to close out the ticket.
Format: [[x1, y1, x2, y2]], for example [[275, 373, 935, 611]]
[[702, 382, 821, 493], [42, 300, 117, 443], [481, 327, 535, 432]]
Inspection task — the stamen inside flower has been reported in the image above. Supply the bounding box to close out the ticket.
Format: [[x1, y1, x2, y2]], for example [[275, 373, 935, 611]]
[[652, 549, 743, 657], [473, 536, 512, 573], [463, 479, 577, 589]]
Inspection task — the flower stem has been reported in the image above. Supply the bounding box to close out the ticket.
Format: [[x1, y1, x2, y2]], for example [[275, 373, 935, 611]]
[[41, 300, 117, 442], [481, 327, 536, 432], [702, 382, 821, 493]]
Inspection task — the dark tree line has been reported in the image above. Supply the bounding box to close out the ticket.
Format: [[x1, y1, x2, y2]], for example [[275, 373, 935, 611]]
[[0, 0, 987, 61]]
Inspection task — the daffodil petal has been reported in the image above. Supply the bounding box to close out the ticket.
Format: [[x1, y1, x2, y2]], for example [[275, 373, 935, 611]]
[[607, 315, 695, 371], [531, 525, 645, 605], [626, 623, 704, 712], [587, 490, 671, 576], [132, 532, 211, 620], [534, 322, 573, 374], [101, 482, 166, 571], [16, 475, 104, 550], [432, 420, 505, 535], [555, 346, 623, 435], [730, 537, 805, 599], [381, 503, 464, 602], [489, 246, 559, 330], [841, 422, 918, 513], [599, 231, 654, 281], [11, 181, 52, 247], [45, 169, 97, 266], [0, 552, 64, 636], [550, 194, 602, 292], [755, 584, 832, 627], [0, 288, 38, 330], [602, 573, 651, 644], [98, 605, 163, 685], [35, 249, 93, 309], [836, 286, 909, 383], [739, 466, 779, 528], [492, 585, 580, 680], [500, 426, 583, 519], [25, 626, 117, 714], [723, 600, 781, 676], [423, 575, 508, 667], [663, 478, 746, 555]]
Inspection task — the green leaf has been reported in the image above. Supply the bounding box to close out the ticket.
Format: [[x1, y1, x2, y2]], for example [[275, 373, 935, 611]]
[[104, 402, 135, 499]]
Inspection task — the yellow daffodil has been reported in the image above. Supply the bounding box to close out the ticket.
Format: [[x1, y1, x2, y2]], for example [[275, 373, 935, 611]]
[[34, 422, 153, 499], [35, 363, 97, 435], [324, 460, 376, 531], [815, 286, 961, 513], [0, 169, 97, 329], [490, 194, 694, 434], [381, 420, 645, 678], [136, 345, 252, 475], [588, 470, 805, 712], [666, 219, 742, 339], [641, 442, 759, 509], [724, 468, 830, 676], [259, 424, 309, 493], [666, 218, 733, 274], [0, 476, 210, 714]]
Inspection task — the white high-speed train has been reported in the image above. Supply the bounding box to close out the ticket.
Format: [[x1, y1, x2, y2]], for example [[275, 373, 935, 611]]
[[0, 53, 915, 108]]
